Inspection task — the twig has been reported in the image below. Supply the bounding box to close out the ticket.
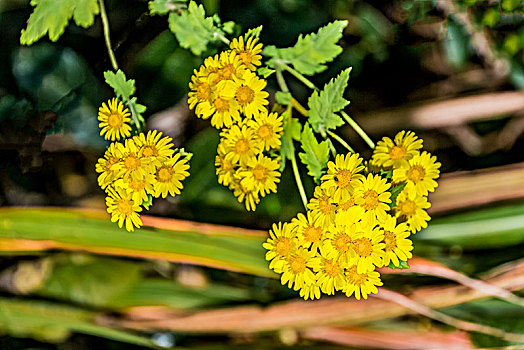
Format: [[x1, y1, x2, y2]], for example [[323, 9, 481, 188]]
[[98, 0, 119, 71], [328, 131, 354, 153]]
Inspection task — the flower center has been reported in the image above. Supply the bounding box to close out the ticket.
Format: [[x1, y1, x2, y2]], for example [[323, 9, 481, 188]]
[[288, 254, 307, 274], [239, 51, 253, 65], [354, 237, 373, 258], [319, 195, 333, 215], [362, 190, 379, 210], [236, 86, 255, 106], [108, 112, 123, 129], [257, 124, 272, 140], [104, 157, 118, 173], [407, 165, 425, 183], [389, 146, 407, 160], [399, 199, 417, 217], [275, 237, 292, 257], [220, 64, 237, 80], [345, 266, 367, 286], [157, 167, 172, 183], [128, 178, 146, 192], [234, 138, 250, 154], [335, 169, 352, 188], [339, 195, 355, 211], [324, 259, 340, 278], [142, 145, 158, 158], [221, 158, 233, 172], [117, 199, 133, 216], [124, 154, 141, 172], [197, 82, 211, 101], [333, 233, 351, 253], [384, 231, 397, 251], [252, 164, 268, 182], [303, 225, 322, 243], [214, 97, 230, 113]]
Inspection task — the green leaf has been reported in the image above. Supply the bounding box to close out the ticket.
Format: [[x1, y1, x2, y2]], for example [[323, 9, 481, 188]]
[[275, 91, 292, 105], [142, 195, 153, 210], [387, 260, 410, 269], [279, 112, 302, 171], [298, 123, 330, 183], [20, 0, 99, 45], [246, 25, 263, 39], [308, 67, 352, 135], [148, 0, 182, 15], [266, 20, 348, 75], [104, 70, 136, 99], [168, 1, 222, 56], [257, 66, 275, 78], [389, 183, 406, 209]]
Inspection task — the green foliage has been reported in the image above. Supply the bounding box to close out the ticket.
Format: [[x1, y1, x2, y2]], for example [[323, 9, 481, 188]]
[[257, 66, 275, 78], [389, 183, 406, 209], [308, 68, 352, 136], [246, 25, 263, 39], [299, 123, 330, 183], [279, 112, 302, 171], [20, 0, 99, 45], [265, 20, 348, 75], [103, 70, 135, 99], [387, 260, 410, 269], [275, 91, 292, 105], [168, 1, 224, 56], [148, 0, 185, 15]]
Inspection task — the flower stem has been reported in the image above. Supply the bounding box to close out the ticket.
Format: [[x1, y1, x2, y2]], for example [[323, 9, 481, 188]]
[[328, 131, 355, 153], [279, 61, 317, 90], [340, 111, 375, 149], [291, 151, 308, 210], [275, 67, 289, 93], [291, 98, 308, 117], [214, 31, 230, 45], [98, 0, 118, 71]]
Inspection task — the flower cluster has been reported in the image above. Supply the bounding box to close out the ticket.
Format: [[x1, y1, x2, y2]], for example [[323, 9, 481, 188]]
[[95, 98, 190, 231], [188, 35, 283, 210], [264, 131, 440, 300]]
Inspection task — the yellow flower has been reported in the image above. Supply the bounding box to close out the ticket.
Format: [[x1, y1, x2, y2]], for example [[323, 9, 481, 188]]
[[95, 142, 122, 190], [379, 215, 413, 267], [240, 154, 281, 196], [116, 138, 152, 181], [188, 65, 214, 112], [134, 130, 174, 168], [354, 173, 392, 223], [114, 173, 155, 205], [335, 192, 365, 227], [292, 211, 325, 252], [263, 222, 298, 273], [351, 224, 385, 274], [106, 187, 142, 232], [281, 246, 317, 291], [307, 186, 336, 229], [230, 35, 263, 71], [213, 50, 247, 83], [154, 153, 190, 198], [322, 223, 357, 265], [223, 123, 262, 165], [393, 151, 441, 196], [310, 246, 346, 295], [209, 91, 241, 129], [98, 98, 132, 141], [372, 130, 423, 169], [299, 282, 321, 300], [248, 110, 283, 151], [231, 177, 261, 211], [230, 70, 269, 118], [394, 188, 431, 233], [215, 142, 235, 187], [321, 153, 365, 202], [342, 266, 383, 300]]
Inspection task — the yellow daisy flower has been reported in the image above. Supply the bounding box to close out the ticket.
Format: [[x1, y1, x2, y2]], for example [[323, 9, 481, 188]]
[[310, 246, 346, 295], [248, 110, 283, 151], [95, 142, 122, 190], [188, 65, 214, 112], [213, 50, 247, 84], [230, 70, 269, 118], [321, 153, 365, 202], [299, 282, 322, 300], [393, 151, 441, 196], [335, 192, 365, 226], [98, 98, 132, 141], [230, 35, 263, 71], [223, 123, 262, 165], [379, 215, 413, 267], [209, 91, 241, 129], [342, 266, 383, 300], [114, 173, 155, 205], [322, 223, 357, 265], [239, 154, 281, 196], [281, 246, 317, 291], [371, 130, 423, 169], [263, 222, 298, 273], [134, 130, 175, 168], [394, 189, 431, 233], [292, 211, 325, 252], [215, 142, 235, 187], [351, 224, 385, 274], [307, 186, 337, 229], [354, 173, 392, 223], [116, 139, 152, 181], [230, 174, 261, 211], [106, 187, 142, 232], [154, 153, 190, 198]]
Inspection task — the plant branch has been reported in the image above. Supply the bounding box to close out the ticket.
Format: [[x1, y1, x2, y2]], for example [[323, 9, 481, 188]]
[[340, 111, 375, 149], [291, 150, 308, 210], [98, 0, 118, 71], [279, 61, 318, 90], [328, 131, 355, 153], [291, 98, 308, 117], [214, 31, 230, 45]]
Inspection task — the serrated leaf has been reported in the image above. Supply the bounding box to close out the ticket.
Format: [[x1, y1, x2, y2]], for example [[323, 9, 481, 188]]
[[387, 260, 410, 269], [299, 123, 329, 183], [279, 113, 302, 171], [389, 183, 406, 209], [168, 1, 223, 56], [20, 0, 99, 45], [308, 67, 352, 135], [257, 66, 275, 78], [142, 195, 153, 210], [104, 70, 135, 99], [148, 0, 181, 15], [267, 20, 347, 75], [275, 91, 292, 105], [246, 25, 262, 39]]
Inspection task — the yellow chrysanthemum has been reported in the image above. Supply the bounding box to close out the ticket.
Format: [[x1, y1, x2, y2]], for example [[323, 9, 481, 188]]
[[354, 173, 392, 223], [372, 130, 423, 169], [213, 50, 247, 84], [106, 187, 142, 232], [394, 189, 431, 233], [307, 186, 336, 229], [188, 65, 214, 112], [239, 154, 280, 196], [114, 173, 155, 205], [310, 246, 346, 295], [215, 142, 235, 187], [230, 35, 263, 71], [134, 130, 175, 168], [229, 70, 269, 118], [321, 153, 365, 202], [351, 224, 385, 274], [231, 175, 261, 211], [248, 110, 283, 151], [154, 153, 190, 198], [116, 139, 152, 181], [292, 211, 325, 252], [335, 192, 365, 227], [95, 142, 122, 190], [322, 223, 357, 265], [299, 282, 322, 300], [393, 151, 441, 196], [209, 92, 241, 129], [263, 222, 298, 273], [98, 98, 132, 141], [380, 215, 413, 267], [342, 266, 383, 300], [223, 123, 263, 165], [281, 246, 317, 291]]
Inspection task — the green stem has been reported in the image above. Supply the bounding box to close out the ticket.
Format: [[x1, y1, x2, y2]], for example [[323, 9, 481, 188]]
[[98, 0, 118, 71], [327, 138, 337, 158], [275, 67, 289, 93], [291, 151, 308, 210], [214, 31, 230, 45], [328, 131, 355, 153], [279, 61, 317, 90], [340, 111, 375, 149], [127, 98, 141, 132]]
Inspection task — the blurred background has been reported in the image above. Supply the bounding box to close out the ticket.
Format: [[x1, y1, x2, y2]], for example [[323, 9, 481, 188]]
[[1, 0, 524, 349]]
